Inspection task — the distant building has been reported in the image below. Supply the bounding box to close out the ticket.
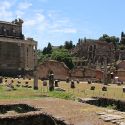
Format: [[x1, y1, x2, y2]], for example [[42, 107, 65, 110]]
[[0, 19, 37, 76], [71, 39, 115, 68]]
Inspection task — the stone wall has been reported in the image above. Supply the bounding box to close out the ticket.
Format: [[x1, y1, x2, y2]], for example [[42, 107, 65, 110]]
[[116, 60, 125, 70], [71, 39, 115, 66], [37, 60, 70, 80], [0, 111, 67, 125], [95, 70, 103, 81], [0, 19, 37, 76], [84, 68, 96, 78], [0, 103, 67, 125], [37, 60, 104, 81], [0, 33, 37, 76], [116, 70, 125, 81], [70, 67, 84, 79], [70, 67, 99, 80], [79, 97, 125, 112]]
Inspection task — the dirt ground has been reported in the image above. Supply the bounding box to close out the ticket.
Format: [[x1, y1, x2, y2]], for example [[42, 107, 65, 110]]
[[0, 97, 114, 125]]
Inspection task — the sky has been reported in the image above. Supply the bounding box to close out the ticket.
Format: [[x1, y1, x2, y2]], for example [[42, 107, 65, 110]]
[[0, 0, 125, 49]]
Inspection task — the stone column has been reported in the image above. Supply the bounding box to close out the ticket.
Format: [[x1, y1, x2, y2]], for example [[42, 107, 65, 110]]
[[49, 74, 54, 91], [103, 56, 108, 85], [34, 44, 37, 67], [33, 68, 38, 90]]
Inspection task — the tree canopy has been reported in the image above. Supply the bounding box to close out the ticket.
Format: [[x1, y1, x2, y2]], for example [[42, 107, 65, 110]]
[[42, 42, 52, 55], [64, 41, 75, 50], [99, 34, 119, 44], [51, 48, 74, 69]]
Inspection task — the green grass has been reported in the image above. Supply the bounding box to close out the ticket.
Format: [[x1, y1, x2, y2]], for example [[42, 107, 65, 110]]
[[47, 91, 75, 100], [0, 78, 125, 101], [0, 82, 75, 100], [106, 104, 117, 110]]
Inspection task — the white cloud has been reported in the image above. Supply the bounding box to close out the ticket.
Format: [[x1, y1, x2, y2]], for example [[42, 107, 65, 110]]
[[24, 12, 48, 31], [0, 1, 12, 10], [36, 13, 46, 22], [0, 0, 77, 48], [48, 18, 77, 33], [15, 10, 25, 18], [18, 1, 32, 10], [53, 28, 77, 33], [24, 19, 36, 26], [0, 1, 14, 21]]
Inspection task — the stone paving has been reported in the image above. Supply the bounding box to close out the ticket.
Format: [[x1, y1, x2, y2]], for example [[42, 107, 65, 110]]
[[97, 110, 125, 125]]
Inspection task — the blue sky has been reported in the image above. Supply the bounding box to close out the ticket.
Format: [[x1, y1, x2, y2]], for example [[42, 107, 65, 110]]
[[0, 0, 125, 49]]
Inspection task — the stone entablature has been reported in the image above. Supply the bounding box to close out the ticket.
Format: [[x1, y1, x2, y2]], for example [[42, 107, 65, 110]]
[[0, 19, 24, 39]]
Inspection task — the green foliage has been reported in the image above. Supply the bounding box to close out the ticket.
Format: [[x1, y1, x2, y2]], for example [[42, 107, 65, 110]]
[[37, 46, 74, 69], [37, 49, 50, 64], [51, 48, 74, 69], [64, 41, 74, 50], [43, 43, 52, 55], [106, 104, 117, 110], [99, 34, 119, 49], [48, 91, 75, 100], [118, 44, 125, 50], [120, 32, 125, 45]]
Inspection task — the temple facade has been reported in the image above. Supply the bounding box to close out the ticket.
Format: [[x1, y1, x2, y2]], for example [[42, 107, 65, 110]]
[[0, 19, 37, 76]]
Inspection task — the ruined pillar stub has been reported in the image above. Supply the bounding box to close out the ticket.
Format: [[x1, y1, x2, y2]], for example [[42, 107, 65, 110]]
[[33, 70, 38, 90], [49, 73, 54, 91]]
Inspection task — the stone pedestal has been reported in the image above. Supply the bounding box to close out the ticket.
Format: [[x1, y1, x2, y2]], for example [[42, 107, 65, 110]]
[[71, 80, 75, 88]]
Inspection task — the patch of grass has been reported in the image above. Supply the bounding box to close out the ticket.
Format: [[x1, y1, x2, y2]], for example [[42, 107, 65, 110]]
[[47, 91, 75, 100], [106, 104, 117, 110]]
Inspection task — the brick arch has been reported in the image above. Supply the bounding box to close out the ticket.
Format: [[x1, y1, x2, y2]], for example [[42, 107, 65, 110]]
[[37, 60, 70, 80]]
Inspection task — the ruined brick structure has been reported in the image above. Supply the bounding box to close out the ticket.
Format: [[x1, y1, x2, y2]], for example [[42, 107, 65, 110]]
[[115, 60, 125, 81], [0, 19, 37, 76], [37, 60, 70, 80], [71, 39, 115, 68]]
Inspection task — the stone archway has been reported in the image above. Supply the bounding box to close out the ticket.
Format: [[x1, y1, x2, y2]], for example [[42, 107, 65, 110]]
[[37, 60, 70, 80], [48, 69, 54, 75]]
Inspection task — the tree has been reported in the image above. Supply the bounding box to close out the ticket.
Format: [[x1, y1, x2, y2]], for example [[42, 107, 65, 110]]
[[64, 41, 74, 50], [120, 32, 125, 45], [42, 43, 52, 55], [42, 47, 47, 55], [46, 42, 52, 54], [99, 34, 119, 43], [99, 34, 119, 49], [51, 49, 74, 69], [121, 31, 124, 37]]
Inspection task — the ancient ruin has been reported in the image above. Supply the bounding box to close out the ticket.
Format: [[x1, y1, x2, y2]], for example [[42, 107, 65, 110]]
[[37, 60, 70, 80], [0, 19, 37, 76]]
